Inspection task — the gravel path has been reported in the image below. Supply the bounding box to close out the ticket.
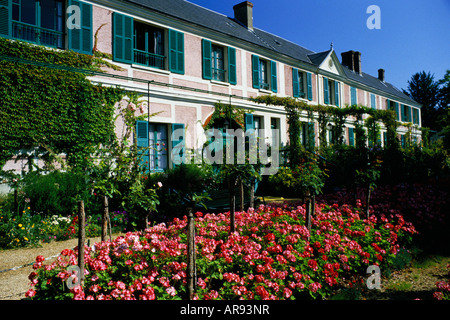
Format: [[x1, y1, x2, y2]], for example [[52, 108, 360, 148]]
[[0, 235, 114, 300]]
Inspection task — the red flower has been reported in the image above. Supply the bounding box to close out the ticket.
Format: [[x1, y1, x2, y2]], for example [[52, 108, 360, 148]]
[[36, 255, 45, 263]]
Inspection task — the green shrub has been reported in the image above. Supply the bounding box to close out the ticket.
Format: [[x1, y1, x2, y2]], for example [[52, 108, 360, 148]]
[[21, 171, 91, 217]]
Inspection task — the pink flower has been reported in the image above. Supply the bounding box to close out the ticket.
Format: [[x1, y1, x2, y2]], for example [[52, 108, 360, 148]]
[[283, 287, 292, 299], [25, 289, 36, 298], [116, 281, 126, 290], [166, 286, 177, 296], [308, 282, 322, 293]]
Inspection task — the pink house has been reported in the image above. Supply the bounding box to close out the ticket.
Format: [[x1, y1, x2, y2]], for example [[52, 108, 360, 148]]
[[0, 0, 422, 179]]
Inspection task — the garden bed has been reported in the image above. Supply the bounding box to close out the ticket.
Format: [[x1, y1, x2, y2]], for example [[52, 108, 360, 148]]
[[25, 201, 419, 300]]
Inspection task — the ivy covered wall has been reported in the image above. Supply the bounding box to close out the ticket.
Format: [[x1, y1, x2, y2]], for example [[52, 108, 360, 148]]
[[0, 38, 124, 169]]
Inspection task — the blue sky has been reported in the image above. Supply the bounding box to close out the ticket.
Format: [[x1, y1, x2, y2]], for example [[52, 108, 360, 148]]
[[187, 0, 450, 91]]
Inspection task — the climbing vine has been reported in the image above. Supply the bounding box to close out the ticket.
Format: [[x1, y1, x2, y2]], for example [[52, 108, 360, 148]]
[[250, 95, 400, 160], [0, 37, 124, 169]]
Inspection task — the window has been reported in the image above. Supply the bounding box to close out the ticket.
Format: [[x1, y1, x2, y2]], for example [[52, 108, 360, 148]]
[[252, 55, 277, 92], [301, 122, 315, 150], [323, 77, 340, 106], [211, 45, 225, 81], [134, 21, 165, 69], [387, 100, 400, 120], [258, 59, 269, 90], [136, 121, 188, 172], [113, 12, 184, 74], [136, 121, 168, 172], [2, 0, 92, 53], [401, 104, 411, 122], [202, 39, 236, 84], [270, 118, 280, 148], [293, 69, 312, 101], [149, 124, 168, 171], [253, 116, 262, 140]]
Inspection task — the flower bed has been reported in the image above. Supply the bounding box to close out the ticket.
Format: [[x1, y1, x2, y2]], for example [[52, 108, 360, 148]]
[[434, 264, 450, 300], [26, 201, 416, 300]]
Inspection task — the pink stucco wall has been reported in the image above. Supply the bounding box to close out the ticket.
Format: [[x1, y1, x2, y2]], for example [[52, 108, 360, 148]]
[[357, 87, 365, 106], [184, 33, 202, 79], [92, 6, 113, 55]]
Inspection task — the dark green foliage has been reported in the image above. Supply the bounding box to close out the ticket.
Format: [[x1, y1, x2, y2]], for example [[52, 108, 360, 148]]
[[20, 171, 94, 217], [148, 164, 218, 222], [0, 38, 123, 168]]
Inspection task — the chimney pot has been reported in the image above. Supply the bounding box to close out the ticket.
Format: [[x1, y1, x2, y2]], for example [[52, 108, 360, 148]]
[[233, 1, 254, 30], [378, 68, 385, 82]]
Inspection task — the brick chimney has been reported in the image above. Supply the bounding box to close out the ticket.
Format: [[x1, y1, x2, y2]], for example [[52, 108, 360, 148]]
[[354, 51, 361, 75], [378, 68, 385, 82], [233, 1, 254, 30], [341, 50, 362, 75], [341, 50, 355, 71]]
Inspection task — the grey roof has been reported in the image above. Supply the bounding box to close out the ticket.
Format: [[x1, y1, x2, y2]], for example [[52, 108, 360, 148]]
[[342, 66, 416, 104], [308, 50, 332, 67], [123, 0, 419, 106]]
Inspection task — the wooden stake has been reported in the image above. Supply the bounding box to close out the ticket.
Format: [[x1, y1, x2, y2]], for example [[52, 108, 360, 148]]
[[250, 179, 255, 209], [305, 190, 312, 240], [78, 200, 85, 288], [229, 179, 236, 234], [186, 207, 196, 300], [239, 178, 244, 211], [102, 195, 108, 242]]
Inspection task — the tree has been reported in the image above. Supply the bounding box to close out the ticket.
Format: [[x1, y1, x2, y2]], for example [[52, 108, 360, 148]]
[[437, 70, 450, 110], [405, 71, 440, 130]]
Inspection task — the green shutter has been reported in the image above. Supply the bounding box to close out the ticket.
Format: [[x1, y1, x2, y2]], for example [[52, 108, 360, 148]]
[[136, 121, 149, 172], [351, 87, 357, 105], [0, 0, 12, 38], [171, 123, 185, 166], [270, 60, 277, 93], [202, 39, 212, 80], [394, 102, 400, 120], [68, 1, 92, 55], [307, 72, 313, 101], [348, 127, 354, 146], [413, 108, 419, 125], [169, 29, 184, 74], [292, 68, 300, 98], [251, 55, 260, 89], [323, 77, 329, 104], [335, 81, 340, 107], [245, 113, 254, 131], [228, 47, 237, 85], [113, 12, 133, 63]]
